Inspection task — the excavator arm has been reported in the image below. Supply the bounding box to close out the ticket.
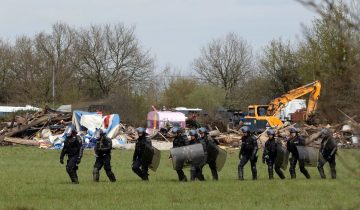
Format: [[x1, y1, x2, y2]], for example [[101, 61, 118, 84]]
[[266, 80, 321, 118]]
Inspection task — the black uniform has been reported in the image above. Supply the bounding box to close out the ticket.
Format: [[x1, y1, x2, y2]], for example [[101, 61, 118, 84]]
[[93, 135, 116, 182], [263, 137, 285, 179], [318, 135, 337, 179], [173, 135, 189, 181], [200, 135, 220, 180], [189, 136, 205, 181], [238, 134, 258, 180], [60, 135, 83, 184], [287, 135, 310, 179], [132, 135, 152, 180]]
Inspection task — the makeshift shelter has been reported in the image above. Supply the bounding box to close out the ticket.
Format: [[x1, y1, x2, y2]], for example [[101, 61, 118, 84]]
[[71, 110, 120, 135]]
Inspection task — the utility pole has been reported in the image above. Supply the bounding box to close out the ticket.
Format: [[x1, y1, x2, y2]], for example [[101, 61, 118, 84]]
[[52, 65, 55, 109]]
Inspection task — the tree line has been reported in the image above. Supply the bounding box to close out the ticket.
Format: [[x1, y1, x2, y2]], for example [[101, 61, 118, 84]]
[[0, 1, 359, 125]]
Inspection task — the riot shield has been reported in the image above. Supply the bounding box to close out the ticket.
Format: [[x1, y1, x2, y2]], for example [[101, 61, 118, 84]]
[[142, 142, 154, 164], [215, 146, 227, 171], [149, 146, 161, 172], [275, 144, 289, 170], [170, 144, 206, 170], [296, 146, 318, 167]]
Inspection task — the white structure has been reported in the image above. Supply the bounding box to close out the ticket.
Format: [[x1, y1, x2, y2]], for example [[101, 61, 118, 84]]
[[146, 111, 186, 136], [279, 99, 307, 121], [0, 105, 41, 116]]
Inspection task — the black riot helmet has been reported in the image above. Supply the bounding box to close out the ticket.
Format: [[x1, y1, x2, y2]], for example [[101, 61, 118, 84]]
[[289, 127, 299, 134], [94, 128, 104, 139], [189, 129, 197, 136], [267, 129, 276, 136], [64, 125, 76, 137], [136, 127, 146, 136], [240, 126, 251, 133], [320, 128, 331, 138], [198, 127, 208, 134]]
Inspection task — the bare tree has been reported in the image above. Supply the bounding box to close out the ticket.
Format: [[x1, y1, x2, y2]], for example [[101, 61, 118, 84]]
[[34, 22, 76, 104], [74, 24, 154, 96], [193, 33, 252, 104], [8, 37, 45, 103], [0, 40, 12, 103]]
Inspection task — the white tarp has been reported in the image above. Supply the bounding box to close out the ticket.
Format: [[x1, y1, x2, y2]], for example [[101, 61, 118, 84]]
[[79, 114, 103, 132]]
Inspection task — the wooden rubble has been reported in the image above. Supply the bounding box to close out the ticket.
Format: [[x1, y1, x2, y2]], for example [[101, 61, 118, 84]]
[[0, 108, 358, 149]]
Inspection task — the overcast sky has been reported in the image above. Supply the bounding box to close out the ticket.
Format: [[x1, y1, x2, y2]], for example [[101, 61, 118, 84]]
[[0, 0, 317, 72]]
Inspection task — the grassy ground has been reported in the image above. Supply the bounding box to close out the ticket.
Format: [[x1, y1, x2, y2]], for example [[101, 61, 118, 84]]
[[0, 147, 359, 210]]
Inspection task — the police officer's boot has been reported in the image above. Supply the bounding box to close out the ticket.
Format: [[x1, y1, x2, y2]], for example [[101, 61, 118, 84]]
[[190, 169, 197, 181], [142, 175, 149, 181], [275, 167, 285, 179], [177, 170, 187, 182], [132, 166, 143, 179], [211, 168, 218, 181], [301, 167, 311, 179], [268, 165, 274, 180], [198, 168, 205, 181], [289, 168, 296, 179], [330, 167, 336, 179], [71, 171, 79, 184], [106, 170, 116, 182], [238, 166, 244, 180], [93, 168, 100, 182], [141, 171, 149, 181], [317, 166, 326, 179], [251, 166, 257, 180], [67, 169, 78, 184]]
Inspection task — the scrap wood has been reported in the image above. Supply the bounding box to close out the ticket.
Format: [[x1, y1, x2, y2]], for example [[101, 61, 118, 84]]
[[0, 115, 49, 141], [227, 128, 242, 135], [209, 129, 221, 137], [338, 109, 359, 125], [3, 137, 39, 146], [157, 132, 170, 142]]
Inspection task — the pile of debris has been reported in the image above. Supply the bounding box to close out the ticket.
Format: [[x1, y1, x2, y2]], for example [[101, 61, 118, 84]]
[[209, 120, 360, 149], [0, 107, 71, 146], [1, 107, 358, 151], [0, 108, 138, 149]]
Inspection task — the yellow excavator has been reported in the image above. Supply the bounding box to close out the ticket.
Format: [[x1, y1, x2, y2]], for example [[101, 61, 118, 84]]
[[243, 80, 321, 132]]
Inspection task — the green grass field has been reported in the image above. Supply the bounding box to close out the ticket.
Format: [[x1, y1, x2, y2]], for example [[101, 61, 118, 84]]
[[0, 147, 359, 210]]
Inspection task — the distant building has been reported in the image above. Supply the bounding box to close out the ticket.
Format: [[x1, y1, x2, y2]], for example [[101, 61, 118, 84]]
[[0, 105, 41, 117]]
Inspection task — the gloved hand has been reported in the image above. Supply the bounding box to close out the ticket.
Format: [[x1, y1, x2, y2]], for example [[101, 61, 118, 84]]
[[60, 159, 64, 164], [77, 158, 81, 164], [326, 155, 332, 160]]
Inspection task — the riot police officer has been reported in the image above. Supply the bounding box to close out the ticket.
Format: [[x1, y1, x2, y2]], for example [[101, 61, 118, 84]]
[[263, 129, 285, 180], [60, 126, 84, 184], [317, 128, 337, 179], [132, 127, 152, 180], [172, 127, 189, 182], [189, 129, 205, 181], [287, 128, 310, 179], [238, 126, 258, 180], [198, 127, 220, 180], [93, 129, 116, 182]]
